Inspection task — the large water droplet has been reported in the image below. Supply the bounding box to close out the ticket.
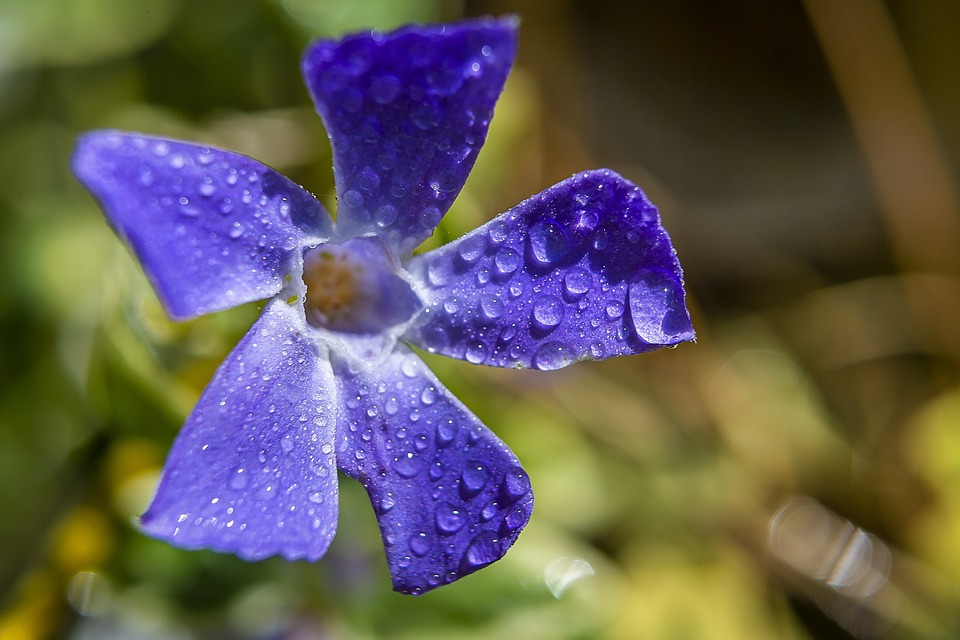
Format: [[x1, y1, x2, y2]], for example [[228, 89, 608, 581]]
[[529, 220, 569, 264], [409, 532, 430, 557], [465, 342, 489, 364], [533, 295, 564, 327], [494, 247, 520, 276], [605, 299, 625, 319], [435, 503, 466, 535], [628, 270, 690, 343], [457, 235, 486, 264], [392, 453, 422, 478], [533, 341, 576, 371], [436, 416, 458, 447], [460, 462, 488, 497], [503, 466, 531, 500], [563, 267, 592, 297], [230, 467, 248, 490], [503, 505, 528, 532], [358, 167, 381, 191], [463, 531, 500, 568], [479, 294, 504, 319]]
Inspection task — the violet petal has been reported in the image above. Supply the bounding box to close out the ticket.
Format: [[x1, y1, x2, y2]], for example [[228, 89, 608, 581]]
[[72, 131, 332, 319], [140, 300, 339, 561], [406, 169, 695, 369], [301, 17, 517, 254], [333, 346, 533, 594]]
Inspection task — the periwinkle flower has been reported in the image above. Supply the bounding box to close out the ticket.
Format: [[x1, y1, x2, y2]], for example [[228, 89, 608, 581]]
[[71, 17, 694, 595]]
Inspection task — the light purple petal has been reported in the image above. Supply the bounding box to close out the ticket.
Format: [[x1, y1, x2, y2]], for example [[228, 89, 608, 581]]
[[301, 17, 517, 254], [333, 346, 533, 595], [406, 170, 695, 369], [72, 131, 333, 319], [140, 299, 339, 562]]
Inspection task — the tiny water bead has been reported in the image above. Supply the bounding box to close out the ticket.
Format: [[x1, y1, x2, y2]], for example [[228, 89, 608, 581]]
[[301, 238, 422, 334]]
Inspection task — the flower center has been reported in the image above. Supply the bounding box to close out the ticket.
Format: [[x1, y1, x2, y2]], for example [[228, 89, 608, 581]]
[[301, 238, 421, 334]]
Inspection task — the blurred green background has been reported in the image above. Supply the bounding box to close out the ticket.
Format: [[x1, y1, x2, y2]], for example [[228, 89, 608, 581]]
[[2, 0, 960, 638]]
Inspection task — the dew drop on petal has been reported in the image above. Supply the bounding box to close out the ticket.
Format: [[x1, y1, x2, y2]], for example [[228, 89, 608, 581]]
[[563, 267, 592, 297], [435, 503, 466, 535], [463, 531, 500, 568], [457, 235, 486, 264], [460, 462, 488, 496], [494, 247, 520, 276], [605, 299, 625, 319], [628, 269, 690, 343], [533, 341, 576, 371], [479, 294, 504, 319], [529, 220, 569, 264], [533, 295, 564, 327], [392, 452, 422, 478], [504, 466, 531, 500], [436, 415, 458, 447], [465, 341, 489, 364], [409, 532, 430, 557]]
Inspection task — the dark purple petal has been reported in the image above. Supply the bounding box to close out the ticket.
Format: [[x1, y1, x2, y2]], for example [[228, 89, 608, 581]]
[[140, 300, 339, 562], [405, 170, 695, 369], [333, 346, 533, 594], [72, 131, 333, 319], [302, 17, 517, 254]]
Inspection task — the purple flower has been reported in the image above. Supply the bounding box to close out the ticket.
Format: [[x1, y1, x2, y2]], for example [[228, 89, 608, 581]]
[[71, 17, 694, 595]]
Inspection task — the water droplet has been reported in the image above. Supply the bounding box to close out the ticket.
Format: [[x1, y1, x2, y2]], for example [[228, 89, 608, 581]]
[[605, 299, 624, 319], [435, 503, 466, 534], [503, 505, 528, 531], [321, 442, 333, 455], [409, 532, 430, 557], [590, 342, 606, 358], [593, 228, 609, 251], [428, 460, 443, 480], [461, 462, 488, 496], [379, 494, 395, 512], [420, 386, 436, 405], [401, 358, 419, 378], [230, 467, 248, 489], [494, 247, 520, 275], [257, 484, 277, 501], [280, 437, 293, 453], [465, 342, 489, 364], [488, 221, 508, 244], [529, 220, 569, 264], [385, 397, 399, 415], [628, 270, 689, 343], [503, 466, 531, 500], [228, 222, 244, 239], [376, 204, 397, 227], [427, 257, 452, 286], [392, 452, 422, 478], [479, 295, 504, 319], [563, 268, 592, 297], [358, 167, 381, 191], [533, 295, 564, 327], [436, 416, 458, 447], [463, 531, 500, 568], [481, 500, 500, 522], [199, 179, 216, 197], [534, 341, 576, 370], [169, 154, 185, 169], [308, 491, 324, 504], [575, 210, 599, 231], [421, 206, 442, 228], [369, 73, 401, 104], [457, 235, 486, 264], [342, 189, 363, 208]]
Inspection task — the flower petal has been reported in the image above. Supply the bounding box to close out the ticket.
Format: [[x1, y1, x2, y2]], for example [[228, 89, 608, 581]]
[[72, 131, 333, 319], [140, 299, 339, 562], [301, 17, 517, 254], [406, 170, 695, 369], [333, 346, 533, 594]]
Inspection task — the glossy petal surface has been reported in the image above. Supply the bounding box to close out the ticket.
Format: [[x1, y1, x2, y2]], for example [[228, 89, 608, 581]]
[[406, 170, 695, 369], [141, 300, 340, 561], [333, 346, 533, 594], [72, 132, 333, 319], [302, 17, 517, 254]]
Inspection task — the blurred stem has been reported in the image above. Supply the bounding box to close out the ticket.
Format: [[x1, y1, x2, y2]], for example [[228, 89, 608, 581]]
[[804, 0, 960, 277]]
